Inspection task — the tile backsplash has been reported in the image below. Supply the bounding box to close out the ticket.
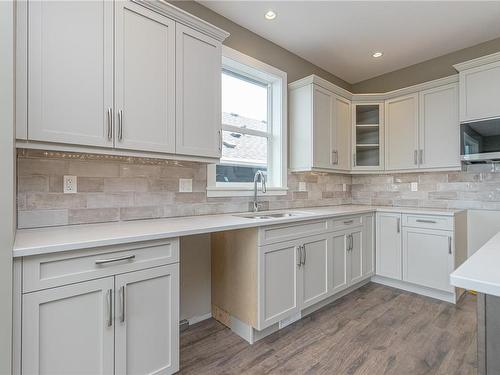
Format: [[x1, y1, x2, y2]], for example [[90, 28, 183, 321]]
[[351, 164, 500, 210], [17, 149, 351, 229]]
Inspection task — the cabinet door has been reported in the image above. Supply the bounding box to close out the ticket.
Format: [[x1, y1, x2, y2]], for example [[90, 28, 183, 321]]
[[176, 24, 222, 158], [362, 214, 375, 278], [348, 228, 364, 285], [115, 264, 179, 375], [376, 213, 402, 280], [22, 277, 114, 375], [419, 83, 460, 169], [332, 95, 352, 171], [385, 94, 419, 170], [403, 227, 454, 292], [312, 85, 334, 170], [330, 231, 349, 295], [301, 236, 330, 309], [258, 241, 300, 329], [28, 1, 113, 147], [459, 61, 500, 122], [114, 1, 176, 153]]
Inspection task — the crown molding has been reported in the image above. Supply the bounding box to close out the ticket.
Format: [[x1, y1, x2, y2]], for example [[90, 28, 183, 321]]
[[132, 0, 230, 42], [453, 51, 500, 72], [289, 74, 458, 101]]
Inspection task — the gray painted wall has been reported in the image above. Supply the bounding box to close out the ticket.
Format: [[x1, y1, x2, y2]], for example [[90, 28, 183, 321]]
[[0, 1, 15, 373], [169, 1, 352, 90], [353, 37, 500, 93]]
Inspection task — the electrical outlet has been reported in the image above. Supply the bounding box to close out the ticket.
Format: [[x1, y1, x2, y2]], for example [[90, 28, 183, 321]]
[[63, 175, 77, 193], [410, 182, 418, 192], [179, 178, 193, 193], [342, 183, 347, 192], [298, 182, 307, 192]]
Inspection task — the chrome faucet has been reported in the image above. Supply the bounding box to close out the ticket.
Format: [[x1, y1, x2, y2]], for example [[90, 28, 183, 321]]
[[253, 170, 267, 212]]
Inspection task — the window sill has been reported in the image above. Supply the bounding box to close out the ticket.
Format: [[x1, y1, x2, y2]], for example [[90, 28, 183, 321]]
[[206, 186, 288, 198]]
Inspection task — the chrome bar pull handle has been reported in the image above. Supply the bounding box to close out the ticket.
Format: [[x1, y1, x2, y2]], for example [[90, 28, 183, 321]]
[[218, 130, 222, 152], [344, 219, 354, 225], [414, 150, 418, 165], [397, 218, 401, 233], [95, 254, 135, 265], [416, 219, 436, 224], [448, 237, 452, 254], [353, 153, 357, 167], [297, 246, 302, 267], [120, 285, 125, 323], [302, 245, 306, 265], [419, 149, 424, 165], [118, 110, 123, 141], [106, 108, 112, 141], [106, 289, 113, 327]]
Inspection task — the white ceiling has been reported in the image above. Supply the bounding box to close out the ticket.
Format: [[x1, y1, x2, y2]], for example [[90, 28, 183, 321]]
[[199, 1, 500, 84]]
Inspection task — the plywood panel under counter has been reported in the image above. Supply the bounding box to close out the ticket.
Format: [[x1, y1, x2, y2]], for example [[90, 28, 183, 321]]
[[211, 228, 259, 327]]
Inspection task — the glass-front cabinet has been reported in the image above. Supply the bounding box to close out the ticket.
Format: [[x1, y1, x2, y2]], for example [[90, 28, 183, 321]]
[[352, 102, 384, 171]]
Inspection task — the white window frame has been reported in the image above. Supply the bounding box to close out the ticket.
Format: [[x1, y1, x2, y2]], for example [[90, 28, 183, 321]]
[[207, 46, 287, 198]]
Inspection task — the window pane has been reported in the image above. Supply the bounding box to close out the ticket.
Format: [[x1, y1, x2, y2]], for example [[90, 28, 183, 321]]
[[216, 165, 267, 183], [222, 72, 268, 132], [221, 131, 267, 166]]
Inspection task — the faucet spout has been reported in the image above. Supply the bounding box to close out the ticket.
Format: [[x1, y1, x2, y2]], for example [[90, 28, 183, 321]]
[[253, 170, 267, 212]]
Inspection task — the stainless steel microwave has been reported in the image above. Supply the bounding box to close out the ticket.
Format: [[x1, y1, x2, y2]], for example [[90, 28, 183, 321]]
[[461, 118, 500, 162]]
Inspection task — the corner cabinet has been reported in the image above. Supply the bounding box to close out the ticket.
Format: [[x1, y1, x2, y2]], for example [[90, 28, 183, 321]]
[[289, 77, 352, 172], [17, 0, 228, 161], [16, 238, 180, 375], [352, 102, 384, 171]]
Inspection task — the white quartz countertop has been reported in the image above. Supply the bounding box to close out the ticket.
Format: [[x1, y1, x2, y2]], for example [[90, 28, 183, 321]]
[[14, 204, 461, 257], [451, 231, 500, 297]]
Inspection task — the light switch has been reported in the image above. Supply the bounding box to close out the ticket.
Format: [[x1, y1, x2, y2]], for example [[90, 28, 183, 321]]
[[342, 183, 347, 192], [179, 178, 193, 193], [410, 182, 418, 192], [64, 176, 77, 193]]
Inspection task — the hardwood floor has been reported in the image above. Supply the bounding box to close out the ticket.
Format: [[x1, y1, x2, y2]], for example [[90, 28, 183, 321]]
[[180, 283, 477, 374]]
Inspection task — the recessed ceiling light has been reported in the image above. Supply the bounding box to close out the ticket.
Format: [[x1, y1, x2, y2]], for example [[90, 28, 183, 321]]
[[372, 52, 383, 58], [265, 10, 277, 20]]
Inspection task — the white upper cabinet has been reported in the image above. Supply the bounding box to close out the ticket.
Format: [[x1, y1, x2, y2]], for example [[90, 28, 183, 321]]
[[385, 93, 419, 170], [455, 55, 500, 122], [289, 78, 352, 172], [312, 85, 335, 170], [175, 24, 222, 158], [352, 103, 384, 171], [332, 95, 352, 171], [28, 0, 113, 147], [21, 0, 229, 160], [419, 83, 460, 169], [114, 1, 176, 153]]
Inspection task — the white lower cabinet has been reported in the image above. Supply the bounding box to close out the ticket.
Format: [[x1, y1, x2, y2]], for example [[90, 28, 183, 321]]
[[301, 236, 330, 309], [330, 231, 348, 295], [376, 212, 402, 280], [115, 264, 179, 375], [22, 277, 115, 375], [375, 211, 464, 303], [259, 241, 301, 328], [402, 227, 454, 292], [19, 239, 180, 375]]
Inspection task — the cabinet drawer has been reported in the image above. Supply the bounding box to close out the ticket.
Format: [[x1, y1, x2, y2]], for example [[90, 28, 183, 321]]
[[403, 214, 453, 231], [259, 219, 329, 246], [331, 215, 363, 231], [23, 238, 179, 293]]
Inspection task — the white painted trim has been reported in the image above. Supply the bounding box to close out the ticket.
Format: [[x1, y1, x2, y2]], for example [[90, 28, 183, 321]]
[[208, 47, 288, 196], [187, 312, 212, 326], [453, 51, 500, 72], [288, 74, 352, 100], [371, 275, 460, 304], [131, 0, 229, 42], [0, 1, 15, 373]]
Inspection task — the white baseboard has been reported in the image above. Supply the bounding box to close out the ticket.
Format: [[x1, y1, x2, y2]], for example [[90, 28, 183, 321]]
[[187, 312, 212, 326], [371, 275, 459, 304]]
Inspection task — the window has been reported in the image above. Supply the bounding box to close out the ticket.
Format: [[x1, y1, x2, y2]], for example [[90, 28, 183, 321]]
[[207, 47, 287, 197]]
